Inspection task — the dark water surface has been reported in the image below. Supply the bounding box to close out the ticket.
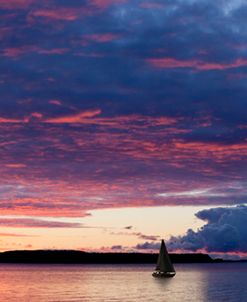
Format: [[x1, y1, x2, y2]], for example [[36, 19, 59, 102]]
[[0, 263, 246, 301]]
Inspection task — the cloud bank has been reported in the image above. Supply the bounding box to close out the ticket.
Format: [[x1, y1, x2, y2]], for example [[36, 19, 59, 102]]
[[167, 205, 247, 253]]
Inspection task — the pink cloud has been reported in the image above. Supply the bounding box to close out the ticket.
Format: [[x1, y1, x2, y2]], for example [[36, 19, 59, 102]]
[[226, 72, 247, 81], [2, 46, 68, 58], [0, 117, 21, 123], [90, 0, 127, 9], [36, 48, 69, 55], [28, 1, 127, 23], [54, 114, 178, 127], [0, 27, 12, 39], [49, 100, 63, 106], [238, 125, 247, 129], [139, 2, 166, 9], [0, 112, 43, 123], [2, 47, 31, 58], [174, 140, 247, 162], [31, 7, 91, 21], [1, 111, 246, 219], [83, 33, 120, 43], [0, 0, 33, 9], [147, 57, 247, 71], [24, 112, 43, 123], [4, 164, 27, 169], [0, 112, 178, 128]]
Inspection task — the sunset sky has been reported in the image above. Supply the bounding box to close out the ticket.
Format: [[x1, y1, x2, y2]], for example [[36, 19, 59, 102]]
[[0, 0, 247, 257]]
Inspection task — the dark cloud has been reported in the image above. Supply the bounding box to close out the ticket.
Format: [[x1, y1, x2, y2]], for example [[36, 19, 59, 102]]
[[124, 226, 133, 229], [111, 230, 159, 241], [135, 241, 160, 250], [111, 245, 123, 250], [1, 0, 247, 120], [137, 233, 159, 241], [167, 205, 247, 253]]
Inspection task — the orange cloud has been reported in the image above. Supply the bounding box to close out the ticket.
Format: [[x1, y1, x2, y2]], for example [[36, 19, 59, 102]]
[[45, 109, 102, 123], [57, 114, 178, 127], [0, 112, 43, 123], [0, 233, 35, 237], [0, 111, 178, 126]]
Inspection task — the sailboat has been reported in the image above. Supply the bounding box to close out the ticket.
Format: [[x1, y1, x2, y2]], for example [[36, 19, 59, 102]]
[[152, 239, 176, 278]]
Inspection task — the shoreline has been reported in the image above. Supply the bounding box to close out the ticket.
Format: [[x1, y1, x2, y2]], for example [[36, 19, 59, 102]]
[[0, 250, 244, 264]]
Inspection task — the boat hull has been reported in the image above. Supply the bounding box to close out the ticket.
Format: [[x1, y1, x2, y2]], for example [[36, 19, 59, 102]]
[[152, 271, 176, 278]]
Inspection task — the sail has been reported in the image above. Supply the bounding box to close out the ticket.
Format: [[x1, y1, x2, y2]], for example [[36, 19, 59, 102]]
[[155, 240, 163, 270], [155, 240, 175, 273]]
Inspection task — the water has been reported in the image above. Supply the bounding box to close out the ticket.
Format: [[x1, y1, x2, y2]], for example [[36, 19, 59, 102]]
[[0, 263, 246, 301]]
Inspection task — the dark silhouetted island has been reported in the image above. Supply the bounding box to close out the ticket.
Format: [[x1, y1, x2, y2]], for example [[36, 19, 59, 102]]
[[0, 250, 227, 264]]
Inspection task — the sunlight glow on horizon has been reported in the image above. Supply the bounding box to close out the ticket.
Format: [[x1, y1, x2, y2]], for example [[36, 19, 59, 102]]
[[0, 205, 216, 252]]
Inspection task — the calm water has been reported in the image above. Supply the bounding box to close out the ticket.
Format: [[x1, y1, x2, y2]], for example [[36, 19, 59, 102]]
[[0, 263, 246, 301]]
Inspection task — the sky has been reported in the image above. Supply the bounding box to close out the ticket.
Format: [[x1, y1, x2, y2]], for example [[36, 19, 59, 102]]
[[0, 0, 247, 257]]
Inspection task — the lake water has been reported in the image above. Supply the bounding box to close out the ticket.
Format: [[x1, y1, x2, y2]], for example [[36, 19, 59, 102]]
[[0, 263, 246, 301]]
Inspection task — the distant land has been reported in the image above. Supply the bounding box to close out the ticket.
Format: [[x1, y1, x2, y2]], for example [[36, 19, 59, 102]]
[[0, 250, 242, 264]]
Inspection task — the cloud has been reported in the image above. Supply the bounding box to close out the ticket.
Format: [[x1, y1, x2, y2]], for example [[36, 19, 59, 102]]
[[111, 245, 123, 250], [4, 164, 27, 169], [139, 2, 166, 9], [167, 205, 247, 253], [0, 0, 34, 9], [49, 100, 63, 106], [90, 0, 128, 9], [30, 8, 90, 21], [157, 188, 227, 198], [27, 0, 126, 23], [0, 0, 247, 219], [0, 218, 84, 228], [0, 232, 36, 237], [0, 112, 43, 123], [138, 234, 159, 241], [135, 241, 160, 250], [1, 46, 69, 58], [0, 117, 21, 123], [83, 33, 120, 43], [147, 57, 247, 71], [0, 114, 246, 219], [124, 225, 133, 229], [44, 109, 102, 123], [111, 231, 159, 241]]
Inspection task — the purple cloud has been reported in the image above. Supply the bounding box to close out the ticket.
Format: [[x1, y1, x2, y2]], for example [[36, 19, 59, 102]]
[[0, 0, 247, 220], [135, 241, 160, 250]]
